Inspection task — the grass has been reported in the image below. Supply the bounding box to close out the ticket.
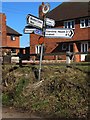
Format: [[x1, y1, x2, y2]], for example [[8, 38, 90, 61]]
[[2, 63, 89, 118]]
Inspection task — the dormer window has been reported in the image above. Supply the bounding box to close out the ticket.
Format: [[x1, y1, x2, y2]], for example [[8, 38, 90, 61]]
[[64, 20, 75, 29], [80, 18, 90, 28], [11, 35, 16, 41]]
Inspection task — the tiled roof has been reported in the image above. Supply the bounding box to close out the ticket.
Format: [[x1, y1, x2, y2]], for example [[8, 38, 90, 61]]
[[46, 2, 90, 21], [7, 26, 22, 36]]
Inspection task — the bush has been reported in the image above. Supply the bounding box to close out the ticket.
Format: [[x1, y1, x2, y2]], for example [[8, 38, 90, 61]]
[[2, 65, 89, 118], [2, 93, 11, 106]]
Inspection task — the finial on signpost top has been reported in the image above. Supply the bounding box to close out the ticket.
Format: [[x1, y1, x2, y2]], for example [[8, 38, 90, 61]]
[[39, 2, 45, 19], [42, 2, 44, 5], [42, 3, 50, 14], [39, 2, 50, 19]]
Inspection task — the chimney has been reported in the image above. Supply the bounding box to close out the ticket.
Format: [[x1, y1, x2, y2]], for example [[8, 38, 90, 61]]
[[0, 13, 7, 46]]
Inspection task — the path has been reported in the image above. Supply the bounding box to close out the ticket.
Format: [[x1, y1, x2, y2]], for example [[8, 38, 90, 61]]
[[2, 107, 41, 119]]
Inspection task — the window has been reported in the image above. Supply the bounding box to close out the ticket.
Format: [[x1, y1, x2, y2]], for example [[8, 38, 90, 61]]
[[62, 43, 67, 50], [64, 20, 75, 29], [11, 48, 16, 53], [11, 35, 16, 40], [35, 45, 41, 54], [35, 45, 45, 54], [68, 43, 73, 52], [81, 42, 88, 52], [80, 18, 90, 28]]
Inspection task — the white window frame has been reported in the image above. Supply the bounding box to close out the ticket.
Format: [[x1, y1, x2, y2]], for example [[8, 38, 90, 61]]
[[64, 20, 75, 29], [35, 45, 41, 54], [80, 18, 90, 28], [81, 42, 88, 52]]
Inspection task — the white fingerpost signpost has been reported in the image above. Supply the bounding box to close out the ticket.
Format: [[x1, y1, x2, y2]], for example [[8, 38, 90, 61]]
[[45, 28, 74, 38], [27, 14, 43, 29], [24, 2, 74, 80], [24, 28, 36, 34], [44, 18, 55, 27]]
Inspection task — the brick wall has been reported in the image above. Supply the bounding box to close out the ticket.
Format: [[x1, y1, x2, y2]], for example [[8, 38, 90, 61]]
[[0, 13, 7, 46], [0, 13, 20, 47], [0, 13, 21, 53], [7, 35, 20, 48]]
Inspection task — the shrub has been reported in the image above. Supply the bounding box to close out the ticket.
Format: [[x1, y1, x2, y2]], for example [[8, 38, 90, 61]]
[[2, 93, 10, 106]]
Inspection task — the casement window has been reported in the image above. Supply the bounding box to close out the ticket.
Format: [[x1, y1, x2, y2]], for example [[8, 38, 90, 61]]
[[64, 20, 75, 29], [11, 35, 16, 41], [80, 18, 90, 28], [81, 42, 88, 52]]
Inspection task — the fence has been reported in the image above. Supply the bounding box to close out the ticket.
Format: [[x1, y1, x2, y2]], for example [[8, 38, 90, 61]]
[[2, 51, 90, 65]]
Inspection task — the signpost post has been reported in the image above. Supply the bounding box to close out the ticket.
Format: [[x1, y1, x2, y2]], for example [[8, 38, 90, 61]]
[[38, 44, 44, 81], [38, 3, 50, 81]]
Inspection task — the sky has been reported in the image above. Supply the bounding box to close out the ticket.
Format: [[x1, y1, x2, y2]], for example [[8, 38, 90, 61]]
[[1, 1, 63, 48], [1, 0, 89, 48]]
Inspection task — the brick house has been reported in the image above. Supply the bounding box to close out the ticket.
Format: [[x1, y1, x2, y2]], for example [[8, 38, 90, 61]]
[[0, 13, 22, 55], [30, 2, 90, 62]]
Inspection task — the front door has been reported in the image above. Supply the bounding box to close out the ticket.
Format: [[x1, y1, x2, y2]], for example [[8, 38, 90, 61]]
[[81, 42, 88, 61]]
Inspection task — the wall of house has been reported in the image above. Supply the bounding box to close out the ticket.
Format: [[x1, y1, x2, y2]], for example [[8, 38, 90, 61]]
[[7, 35, 20, 47], [0, 13, 21, 54]]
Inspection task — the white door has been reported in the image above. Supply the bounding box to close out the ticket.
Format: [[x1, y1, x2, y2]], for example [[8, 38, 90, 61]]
[[81, 42, 88, 61]]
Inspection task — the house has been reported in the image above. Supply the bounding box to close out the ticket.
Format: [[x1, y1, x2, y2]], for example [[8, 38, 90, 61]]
[[30, 2, 90, 62], [0, 13, 22, 55]]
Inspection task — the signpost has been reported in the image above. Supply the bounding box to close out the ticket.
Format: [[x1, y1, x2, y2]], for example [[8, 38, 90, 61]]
[[45, 18, 55, 27], [27, 14, 43, 29], [24, 28, 36, 34], [34, 29, 43, 36], [24, 3, 74, 81], [45, 28, 74, 38]]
